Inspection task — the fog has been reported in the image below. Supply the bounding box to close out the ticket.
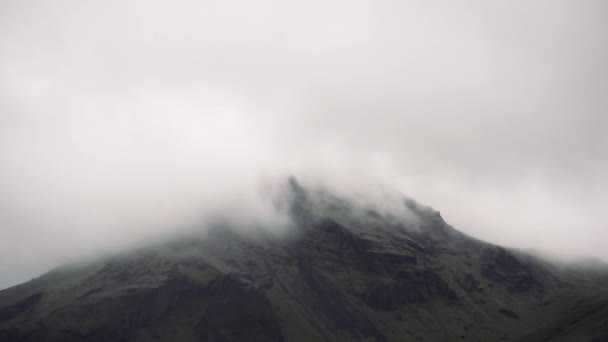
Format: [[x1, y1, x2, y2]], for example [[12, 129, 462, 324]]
[[1, 0, 607, 289]]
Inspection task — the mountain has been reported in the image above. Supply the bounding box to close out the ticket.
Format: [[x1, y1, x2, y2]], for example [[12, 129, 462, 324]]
[[1, 178, 607, 341]]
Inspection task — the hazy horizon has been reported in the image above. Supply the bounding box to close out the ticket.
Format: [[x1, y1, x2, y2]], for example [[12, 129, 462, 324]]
[[1, 0, 607, 290]]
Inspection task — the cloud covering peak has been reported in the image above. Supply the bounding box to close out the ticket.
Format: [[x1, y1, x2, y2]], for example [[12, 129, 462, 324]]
[[1, 0, 607, 289]]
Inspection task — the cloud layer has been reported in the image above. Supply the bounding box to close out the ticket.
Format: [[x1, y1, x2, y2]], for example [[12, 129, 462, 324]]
[[1, 0, 607, 289]]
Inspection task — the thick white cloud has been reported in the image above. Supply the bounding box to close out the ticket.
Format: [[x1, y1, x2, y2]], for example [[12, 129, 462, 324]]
[[1, 0, 607, 289]]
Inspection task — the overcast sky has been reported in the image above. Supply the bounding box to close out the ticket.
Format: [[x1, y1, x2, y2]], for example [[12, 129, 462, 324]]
[[1, 0, 607, 289]]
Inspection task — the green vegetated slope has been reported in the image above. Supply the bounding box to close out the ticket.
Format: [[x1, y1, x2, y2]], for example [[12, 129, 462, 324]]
[[1, 179, 607, 341]]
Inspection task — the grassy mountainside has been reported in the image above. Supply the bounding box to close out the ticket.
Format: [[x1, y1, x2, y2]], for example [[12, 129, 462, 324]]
[[1, 179, 607, 341]]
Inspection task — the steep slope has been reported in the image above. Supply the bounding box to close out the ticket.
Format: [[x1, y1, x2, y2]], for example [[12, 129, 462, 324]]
[[1, 179, 607, 341]]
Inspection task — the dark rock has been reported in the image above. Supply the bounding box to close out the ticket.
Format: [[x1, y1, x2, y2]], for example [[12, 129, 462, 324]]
[[0, 292, 43, 322], [481, 247, 542, 292], [498, 308, 520, 320], [361, 271, 458, 310]]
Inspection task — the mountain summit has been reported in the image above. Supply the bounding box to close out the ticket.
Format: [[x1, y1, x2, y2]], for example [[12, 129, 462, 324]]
[[1, 179, 607, 341]]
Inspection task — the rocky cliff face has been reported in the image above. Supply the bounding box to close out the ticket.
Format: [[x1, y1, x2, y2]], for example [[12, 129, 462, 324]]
[[1, 179, 607, 341]]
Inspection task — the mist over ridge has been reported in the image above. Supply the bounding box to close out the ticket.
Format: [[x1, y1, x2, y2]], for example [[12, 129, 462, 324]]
[[1, 0, 608, 290]]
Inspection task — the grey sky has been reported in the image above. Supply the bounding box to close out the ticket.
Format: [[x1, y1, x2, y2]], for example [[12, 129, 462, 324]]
[[1, 0, 607, 289]]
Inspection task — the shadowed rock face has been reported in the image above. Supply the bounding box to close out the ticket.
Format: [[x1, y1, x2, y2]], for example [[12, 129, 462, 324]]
[[0, 293, 43, 323], [360, 270, 459, 310], [481, 246, 543, 293], [1, 179, 607, 341], [193, 275, 283, 342]]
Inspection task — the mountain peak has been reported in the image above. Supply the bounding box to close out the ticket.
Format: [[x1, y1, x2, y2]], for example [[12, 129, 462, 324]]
[[1, 185, 607, 341]]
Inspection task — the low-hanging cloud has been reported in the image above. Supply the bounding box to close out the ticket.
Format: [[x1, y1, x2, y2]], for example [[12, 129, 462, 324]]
[[1, 0, 607, 289]]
